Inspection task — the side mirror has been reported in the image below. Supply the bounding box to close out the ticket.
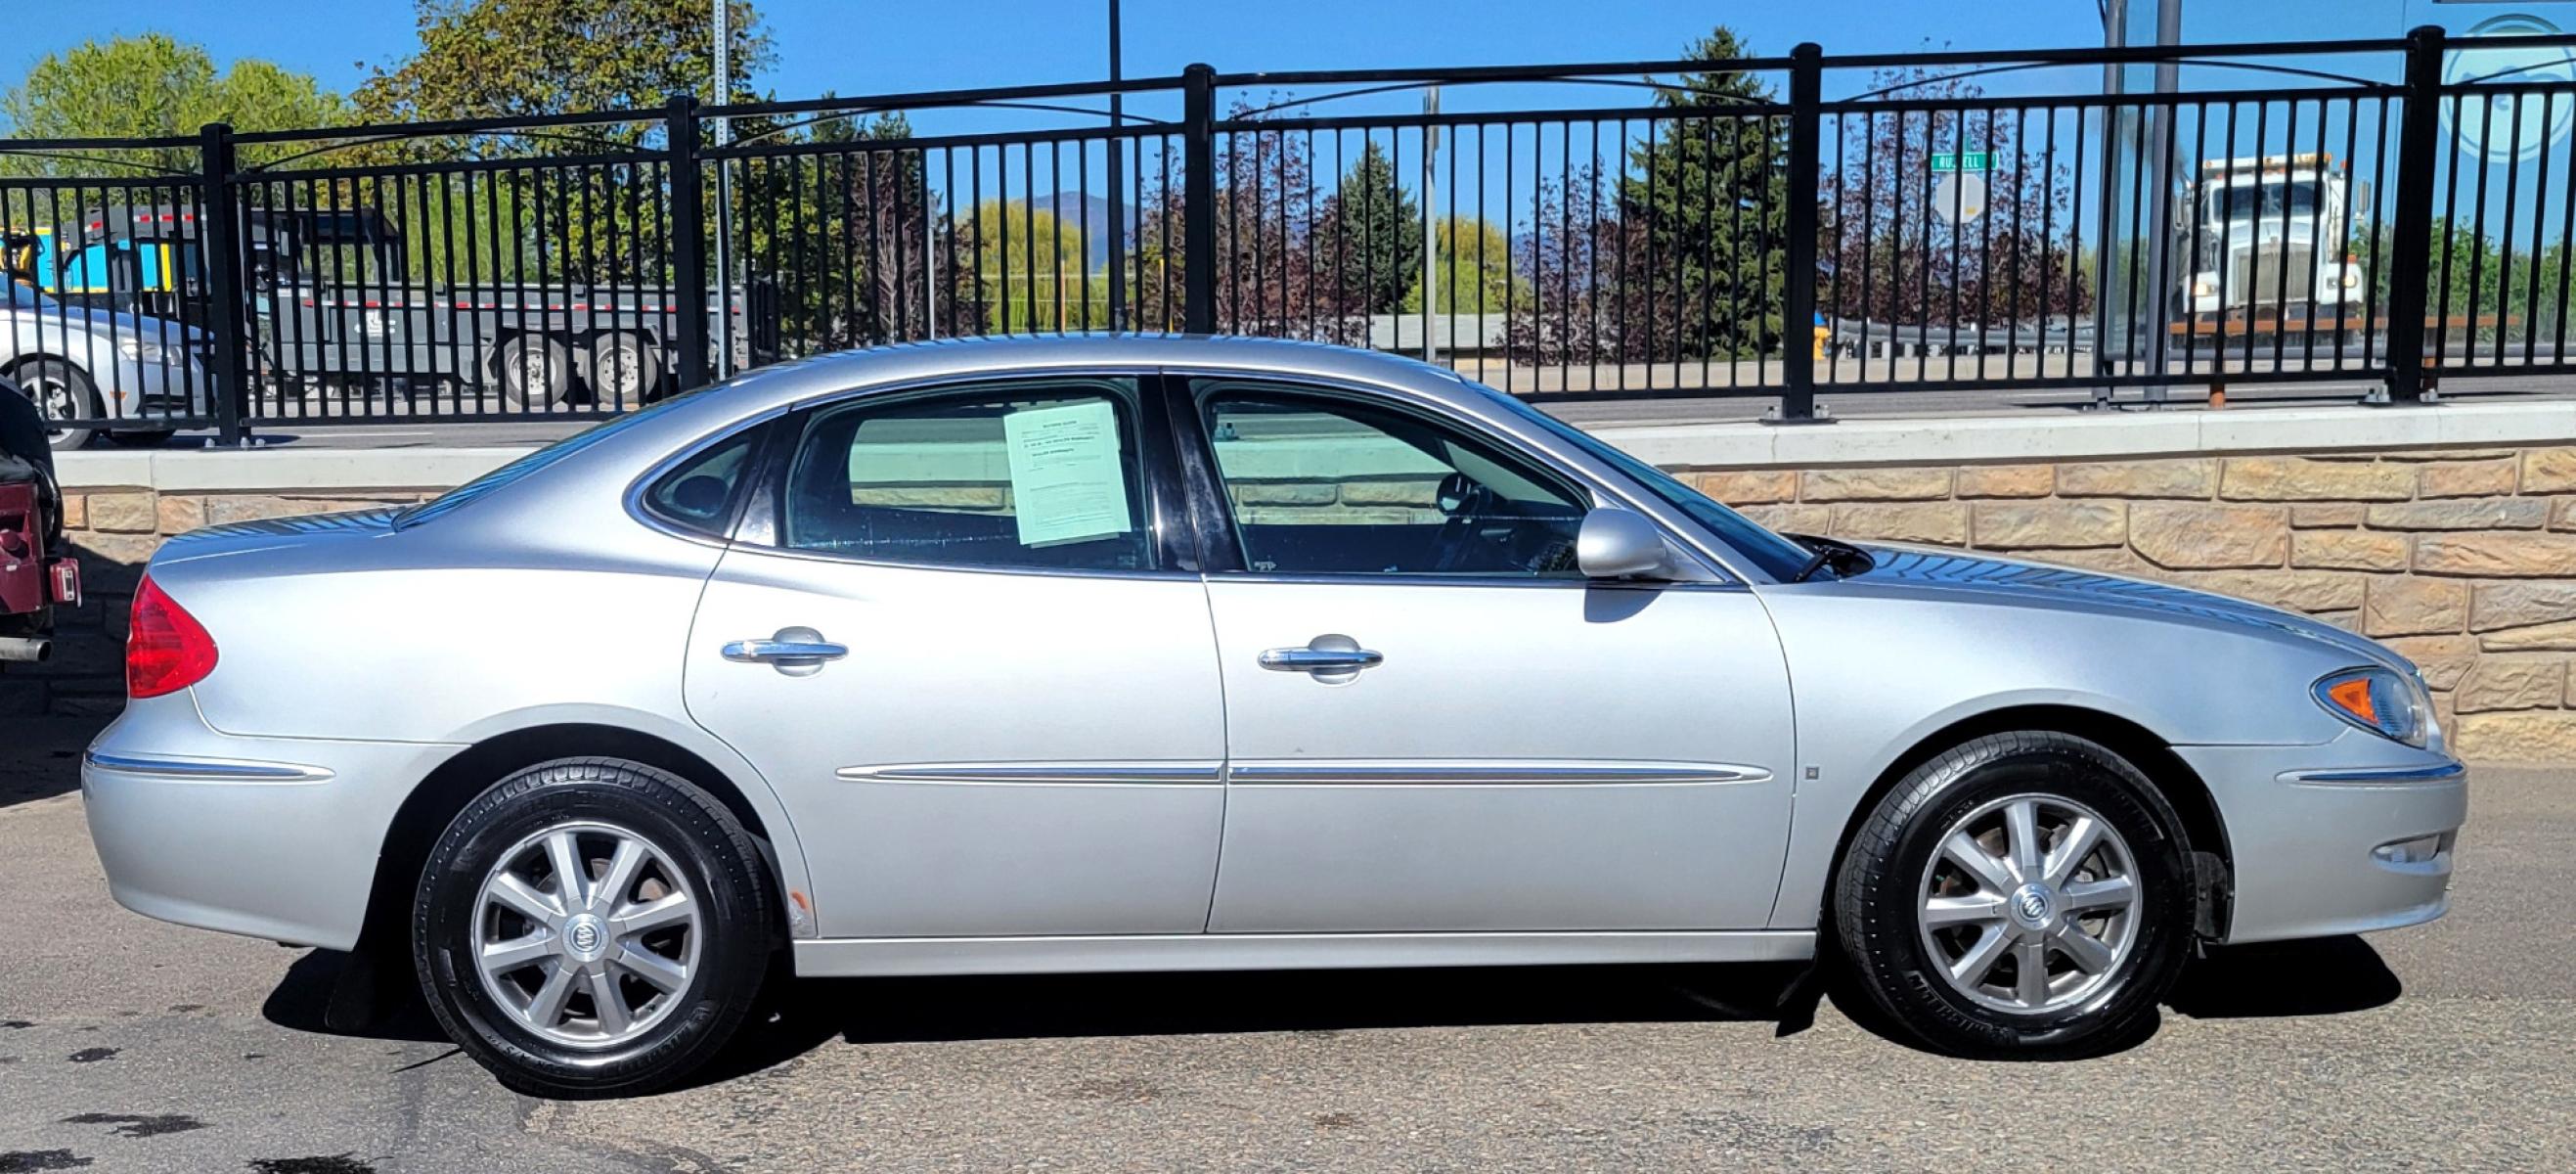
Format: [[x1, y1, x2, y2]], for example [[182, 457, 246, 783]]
[[1577, 509, 1671, 580]]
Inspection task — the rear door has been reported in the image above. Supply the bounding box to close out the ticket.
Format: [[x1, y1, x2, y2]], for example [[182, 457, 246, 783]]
[[682, 375, 1230, 939]]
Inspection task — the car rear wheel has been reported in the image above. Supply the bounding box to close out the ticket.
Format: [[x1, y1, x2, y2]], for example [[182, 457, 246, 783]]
[[413, 757, 776, 1098], [1833, 732, 2195, 1059]]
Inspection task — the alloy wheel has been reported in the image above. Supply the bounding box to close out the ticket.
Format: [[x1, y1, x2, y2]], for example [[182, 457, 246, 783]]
[[1916, 793, 2141, 1016], [470, 820, 701, 1049]]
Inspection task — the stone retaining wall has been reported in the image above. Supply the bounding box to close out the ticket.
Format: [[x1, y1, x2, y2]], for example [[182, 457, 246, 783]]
[[17, 443, 2576, 762]]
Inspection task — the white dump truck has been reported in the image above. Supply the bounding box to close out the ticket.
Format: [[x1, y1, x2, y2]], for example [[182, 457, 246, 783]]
[[2178, 154, 2368, 342]]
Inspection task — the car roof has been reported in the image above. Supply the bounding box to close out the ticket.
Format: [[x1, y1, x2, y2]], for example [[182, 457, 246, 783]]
[[692, 334, 1494, 419]]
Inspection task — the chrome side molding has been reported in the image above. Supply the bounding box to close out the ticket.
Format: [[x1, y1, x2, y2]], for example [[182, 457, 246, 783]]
[[835, 762, 1225, 786], [82, 750, 336, 782]]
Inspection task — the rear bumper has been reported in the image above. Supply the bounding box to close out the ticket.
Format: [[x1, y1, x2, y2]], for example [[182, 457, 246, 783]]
[[81, 695, 456, 950], [2177, 736, 2468, 944]]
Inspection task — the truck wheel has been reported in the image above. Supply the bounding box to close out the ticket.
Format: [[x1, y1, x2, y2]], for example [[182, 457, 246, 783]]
[[14, 360, 103, 451], [497, 337, 572, 410], [587, 333, 664, 406]]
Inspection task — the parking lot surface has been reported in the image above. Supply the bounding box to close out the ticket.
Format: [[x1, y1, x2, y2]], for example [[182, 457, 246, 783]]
[[2, 716, 2571, 1172]]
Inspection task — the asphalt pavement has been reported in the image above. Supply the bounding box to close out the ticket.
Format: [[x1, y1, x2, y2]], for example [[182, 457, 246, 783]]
[[1, 715, 2571, 1172]]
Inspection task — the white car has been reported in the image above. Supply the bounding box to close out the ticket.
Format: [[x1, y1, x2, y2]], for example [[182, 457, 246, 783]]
[[3, 281, 214, 449]]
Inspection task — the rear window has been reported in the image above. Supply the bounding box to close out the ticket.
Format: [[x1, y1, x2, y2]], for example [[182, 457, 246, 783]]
[[395, 392, 706, 529]]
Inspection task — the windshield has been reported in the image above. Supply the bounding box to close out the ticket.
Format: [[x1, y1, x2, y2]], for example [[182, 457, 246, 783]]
[[395, 388, 712, 528], [2207, 180, 2320, 222], [1475, 383, 1819, 581]]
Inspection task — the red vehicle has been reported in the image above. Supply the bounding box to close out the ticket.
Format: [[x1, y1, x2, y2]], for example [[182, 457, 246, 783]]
[[1, 375, 78, 666]]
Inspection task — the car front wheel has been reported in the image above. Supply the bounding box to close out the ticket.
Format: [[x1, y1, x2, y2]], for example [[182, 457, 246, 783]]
[[413, 757, 776, 1098], [1833, 731, 2196, 1059]]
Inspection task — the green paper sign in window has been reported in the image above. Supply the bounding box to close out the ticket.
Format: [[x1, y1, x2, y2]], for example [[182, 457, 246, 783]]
[[1002, 398, 1133, 548]]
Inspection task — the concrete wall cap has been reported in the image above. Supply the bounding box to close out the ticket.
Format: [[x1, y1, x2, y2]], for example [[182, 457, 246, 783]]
[[47, 400, 2576, 491]]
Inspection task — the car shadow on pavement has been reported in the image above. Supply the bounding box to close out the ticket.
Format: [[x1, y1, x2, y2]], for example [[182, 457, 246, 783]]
[[2164, 934, 2403, 1019], [689, 961, 1820, 1092], [264, 935, 2403, 1090]]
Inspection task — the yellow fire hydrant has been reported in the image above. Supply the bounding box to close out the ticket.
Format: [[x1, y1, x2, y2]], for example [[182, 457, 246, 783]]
[[1812, 312, 1830, 361]]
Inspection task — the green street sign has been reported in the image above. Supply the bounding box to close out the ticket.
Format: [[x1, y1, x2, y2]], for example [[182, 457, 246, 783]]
[[1930, 151, 1991, 174]]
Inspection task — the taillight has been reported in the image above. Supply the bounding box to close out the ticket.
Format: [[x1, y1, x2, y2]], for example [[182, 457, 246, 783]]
[[128, 575, 217, 700]]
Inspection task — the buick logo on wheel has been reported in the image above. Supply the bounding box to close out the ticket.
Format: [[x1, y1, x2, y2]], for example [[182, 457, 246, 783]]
[[565, 917, 603, 957], [2011, 885, 2053, 927]]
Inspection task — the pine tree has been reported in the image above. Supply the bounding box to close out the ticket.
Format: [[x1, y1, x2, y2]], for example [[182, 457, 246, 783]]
[[1322, 143, 1423, 317]]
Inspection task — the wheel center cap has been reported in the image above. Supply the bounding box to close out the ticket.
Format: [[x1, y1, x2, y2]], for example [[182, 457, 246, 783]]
[[562, 914, 608, 962], [2009, 883, 2056, 930]]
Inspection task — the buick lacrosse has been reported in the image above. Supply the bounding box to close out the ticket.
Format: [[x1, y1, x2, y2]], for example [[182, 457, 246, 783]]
[[83, 336, 2465, 1097]]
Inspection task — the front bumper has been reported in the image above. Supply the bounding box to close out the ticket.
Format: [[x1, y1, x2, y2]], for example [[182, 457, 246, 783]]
[[2176, 734, 2468, 944], [81, 695, 458, 950], [96, 354, 212, 422]]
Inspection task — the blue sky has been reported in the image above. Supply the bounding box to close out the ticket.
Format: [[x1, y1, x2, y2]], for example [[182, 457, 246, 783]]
[[14, 0, 2119, 104], [9, 1, 2546, 114]]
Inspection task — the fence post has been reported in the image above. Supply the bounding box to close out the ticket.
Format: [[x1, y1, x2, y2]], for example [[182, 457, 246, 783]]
[[197, 121, 251, 447], [1769, 42, 1828, 424], [666, 96, 712, 390], [2383, 25, 2446, 405], [1182, 64, 1218, 335]]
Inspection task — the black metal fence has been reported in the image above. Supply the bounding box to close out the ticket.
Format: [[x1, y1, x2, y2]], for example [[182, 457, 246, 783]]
[[2, 26, 2570, 444]]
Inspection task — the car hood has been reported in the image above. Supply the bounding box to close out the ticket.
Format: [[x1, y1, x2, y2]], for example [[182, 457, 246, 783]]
[[1848, 544, 2411, 673], [5, 301, 207, 346]]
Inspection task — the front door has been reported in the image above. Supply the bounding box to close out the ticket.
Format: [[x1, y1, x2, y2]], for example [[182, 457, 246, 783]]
[[684, 376, 1228, 939], [1184, 381, 1799, 932]]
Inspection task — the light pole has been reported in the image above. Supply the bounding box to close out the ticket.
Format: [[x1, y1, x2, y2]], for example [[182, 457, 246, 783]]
[[712, 0, 734, 375], [1421, 86, 1440, 363], [1106, 0, 1126, 332]]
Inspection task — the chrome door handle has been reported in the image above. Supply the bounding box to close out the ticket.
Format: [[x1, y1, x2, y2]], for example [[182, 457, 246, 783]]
[[1259, 648, 1384, 671], [723, 626, 847, 675], [1259, 634, 1383, 681]]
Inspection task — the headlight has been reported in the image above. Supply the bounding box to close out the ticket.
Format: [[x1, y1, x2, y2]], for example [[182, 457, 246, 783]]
[[114, 338, 168, 362], [2313, 667, 2431, 747], [2190, 277, 2217, 298]]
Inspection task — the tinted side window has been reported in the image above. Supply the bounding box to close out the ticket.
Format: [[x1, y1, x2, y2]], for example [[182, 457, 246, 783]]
[[641, 427, 763, 536], [1198, 384, 1587, 577], [777, 381, 1155, 572]]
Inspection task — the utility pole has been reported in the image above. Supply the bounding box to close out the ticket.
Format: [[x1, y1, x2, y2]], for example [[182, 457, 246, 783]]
[[1106, 0, 1126, 332], [2139, 0, 2182, 405], [712, 0, 734, 375], [1421, 86, 1440, 363]]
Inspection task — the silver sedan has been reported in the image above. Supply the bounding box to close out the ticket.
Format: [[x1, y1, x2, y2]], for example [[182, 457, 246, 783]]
[[82, 336, 2466, 1097]]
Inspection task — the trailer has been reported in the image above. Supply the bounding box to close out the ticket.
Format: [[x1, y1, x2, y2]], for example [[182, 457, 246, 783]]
[[25, 203, 738, 411]]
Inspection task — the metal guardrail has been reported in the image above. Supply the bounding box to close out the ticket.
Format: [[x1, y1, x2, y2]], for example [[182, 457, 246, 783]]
[[1, 25, 2570, 444]]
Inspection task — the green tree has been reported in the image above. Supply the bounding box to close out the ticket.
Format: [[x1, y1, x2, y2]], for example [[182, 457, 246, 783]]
[[354, 0, 774, 129], [1618, 25, 1785, 360], [0, 33, 345, 174], [960, 200, 1088, 333], [1402, 216, 1520, 314], [1320, 142, 1421, 316]]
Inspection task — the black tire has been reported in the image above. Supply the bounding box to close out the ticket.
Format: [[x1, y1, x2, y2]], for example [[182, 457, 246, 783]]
[[495, 335, 572, 410], [413, 758, 776, 1099], [1833, 732, 2195, 1060], [15, 359, 103, 451], [585, 332, 665, 405]]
